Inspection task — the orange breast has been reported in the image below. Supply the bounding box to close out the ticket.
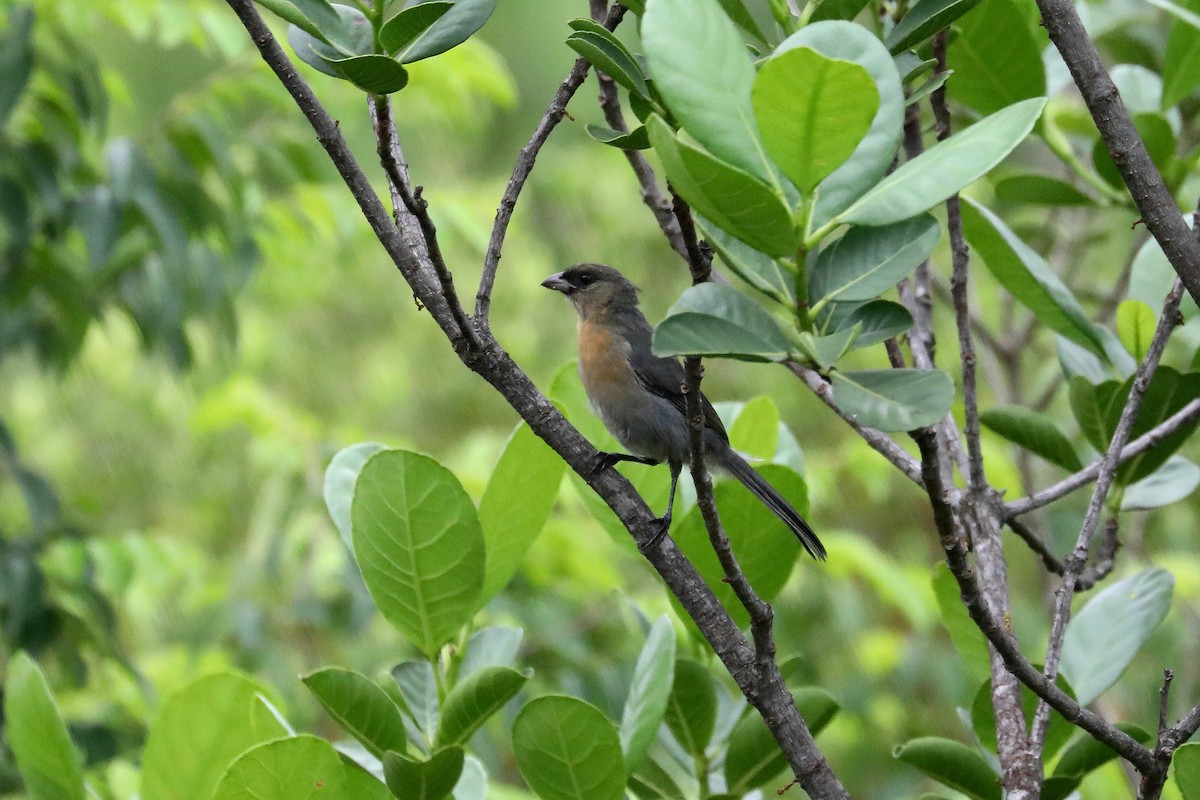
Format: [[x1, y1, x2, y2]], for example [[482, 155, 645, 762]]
[[577, 320, 636, 403]]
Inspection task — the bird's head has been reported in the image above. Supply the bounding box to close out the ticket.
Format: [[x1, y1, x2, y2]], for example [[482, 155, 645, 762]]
[[541, 263, 640, 319]]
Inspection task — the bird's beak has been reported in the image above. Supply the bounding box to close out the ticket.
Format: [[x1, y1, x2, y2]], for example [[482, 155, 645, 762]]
[[541, 272, 572, 293]]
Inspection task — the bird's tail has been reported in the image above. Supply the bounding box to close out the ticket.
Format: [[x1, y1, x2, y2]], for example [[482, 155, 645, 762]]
[[722, 451, 826, 561]]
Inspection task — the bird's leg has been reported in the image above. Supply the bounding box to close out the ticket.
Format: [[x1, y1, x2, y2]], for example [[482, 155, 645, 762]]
[[642, 460, 681, 550], [589, 450, 659, 479]]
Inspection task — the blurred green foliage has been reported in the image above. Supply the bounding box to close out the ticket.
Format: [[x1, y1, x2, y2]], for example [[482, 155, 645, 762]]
[[1, 0, 1200, 798]]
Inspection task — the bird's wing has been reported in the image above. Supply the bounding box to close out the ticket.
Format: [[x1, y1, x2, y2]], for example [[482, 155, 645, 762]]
[[630, 349, 729, 441]]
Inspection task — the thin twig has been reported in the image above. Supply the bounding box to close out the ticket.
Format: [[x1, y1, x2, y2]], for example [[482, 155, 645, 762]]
[[1031, 277, 1185, 749], [787, 362, 924, 486], [1006, 516, 1065, 574], [475, 4, 627, 321], [1158, 670, 1175, 742], [1005, 396, 1200, 517], [372, 96, 476, 346], [684, 356, 775, 665], [1075, 517, 1119, 591], [589, 5, 687, 259]]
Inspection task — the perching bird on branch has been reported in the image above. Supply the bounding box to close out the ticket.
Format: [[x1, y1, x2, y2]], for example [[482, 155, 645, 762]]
[[542, 263, 825, 560]]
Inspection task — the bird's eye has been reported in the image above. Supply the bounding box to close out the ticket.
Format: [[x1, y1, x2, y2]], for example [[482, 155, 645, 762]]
[[577, 272, 594, 286]]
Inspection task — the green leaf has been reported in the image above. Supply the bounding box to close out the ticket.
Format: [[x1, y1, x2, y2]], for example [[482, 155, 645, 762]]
[[970, 676, 1074, 761], [651, 283, 794, 362], [1121, 456, 1200, 510], [585, 125, 650, 150], [946, 0, 1046, 116], [837, 98, 1045, 227], [752, 48, 879, 193], [512, 697, 625, 800], [980, 406, 1083, 471], [460, 626, 524, 676], [212, 736, 353, 800], [885, 0, 985, 53], [301, 668, 409, 758], [287, 4, 373, 77], [794, 687, 840, 735], [796, 327, 860, 370], [993, 174, 1094, 207], [619, 616, 676, 775], [628, 755, 685, 800], [566, 30, 649, 97], [383, 747, 465, 800], [142, 673, 287, 800], [716, 0, 767, 39], [352, 450, 485, 657], [830, 369, 955, 431], [810, 215, 941, 306], [1175, 742, 1200, 800], [0, 6, 34, 129], [478, 423, 566, 605], [781, 23, 905, 231], [895, 51, 937, 82], [1164, 0, 1200, 107], [324, 441, 388, 549], [1052, 723, 1152, 782], [380, 2, 452, 55], [821, 300, 914, 349], [1093, 113, 1175, 188], [642, 0, 777, 184], [893, 737, 1001, 800], [3, 652, 86, 800], [810, 0, 872, 22], [725, 712, 788, 793], [437, 666, 528, 747], [1149, 0, 1200, 30], [728, 395, 780, 460], [723, 692, 835, 794], [320, 54, 409, 94], [1060, 568, 1174, 705], [646, 117, 797, 257], [393, 0, 496, 63], [905, 70, 952, 106], [392, 661, 439, 737], [696, 217, 795, 304], [256, 0, 352, 51], [663, 659, 716, 758], [672, 465, 806, 627], [453, 756, 488, 800], [1116, 300, 1157, 361], [1068, 368, 1200, 483], [961, 196, 1107, 357], [1130, 221, 1200, 320], [932, 566, 991, 682]]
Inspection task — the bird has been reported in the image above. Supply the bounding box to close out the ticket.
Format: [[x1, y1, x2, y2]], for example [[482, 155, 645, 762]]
[[541, 263, 826, 560]]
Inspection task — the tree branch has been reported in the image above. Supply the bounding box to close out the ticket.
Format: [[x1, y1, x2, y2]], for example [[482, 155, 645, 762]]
[[1036, 0, 1200, 308], [372, 95, 476, 346], [786, 361, 924, 486], [224, 3, 847, 796], [1031, 277, 1184, 749], [1005, 396, 1200, 517], [911, 426, 1155, 772], [474, 4, 626, 322]]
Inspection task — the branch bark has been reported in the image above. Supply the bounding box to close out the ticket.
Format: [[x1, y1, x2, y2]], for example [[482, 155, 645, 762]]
[[224, 2, 847, 796], [1036, 0, 1200, 308]]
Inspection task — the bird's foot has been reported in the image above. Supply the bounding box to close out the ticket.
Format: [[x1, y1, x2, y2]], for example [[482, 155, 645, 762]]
[[588, 451, 658, 480], [637, 513, 672, 553], [588, 451, 623, 480]]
